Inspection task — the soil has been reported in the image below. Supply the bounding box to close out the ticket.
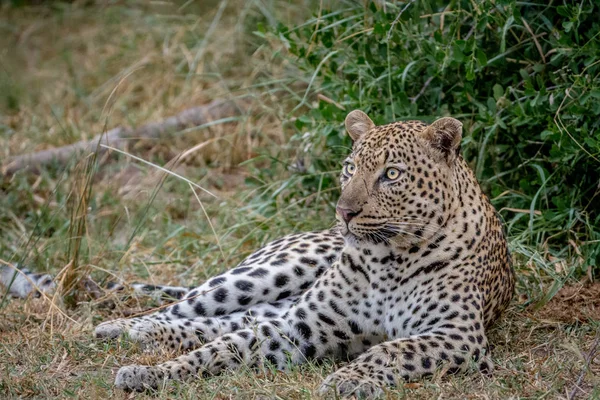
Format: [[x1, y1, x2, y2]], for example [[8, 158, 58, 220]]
[[534, 282, 600, 324]]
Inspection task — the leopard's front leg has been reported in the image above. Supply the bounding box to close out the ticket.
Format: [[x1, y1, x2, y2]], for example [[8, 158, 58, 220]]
[[319, 325, 492, 398]]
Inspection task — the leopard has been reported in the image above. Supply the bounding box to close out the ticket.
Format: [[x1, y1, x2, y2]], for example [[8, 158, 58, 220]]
[[93, 110, 515, 398]]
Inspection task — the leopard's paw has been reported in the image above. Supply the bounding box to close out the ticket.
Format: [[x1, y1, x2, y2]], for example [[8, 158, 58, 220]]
[[95, 319, 133, 339], [128, 320, 158, 345], [319, 367, 385, 399], [114, 365, 164, 392]]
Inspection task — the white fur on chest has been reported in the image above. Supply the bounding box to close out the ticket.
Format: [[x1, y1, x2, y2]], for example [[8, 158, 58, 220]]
[[341, 241, 456, 339]]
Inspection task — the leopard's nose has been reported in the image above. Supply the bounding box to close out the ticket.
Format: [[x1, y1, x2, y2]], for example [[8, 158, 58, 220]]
[[336, 206, 361, 224]]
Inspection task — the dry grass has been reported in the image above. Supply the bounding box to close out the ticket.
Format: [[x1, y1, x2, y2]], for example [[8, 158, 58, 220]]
[[1, 0, 292, 166], [0, 1, 599, 399]]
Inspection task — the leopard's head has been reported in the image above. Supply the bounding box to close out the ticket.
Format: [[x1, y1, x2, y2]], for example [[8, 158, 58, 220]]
[[336, 110, 463, 248]]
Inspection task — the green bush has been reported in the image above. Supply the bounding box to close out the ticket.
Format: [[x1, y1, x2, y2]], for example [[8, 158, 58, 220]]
[[262, 0, 600, 277]]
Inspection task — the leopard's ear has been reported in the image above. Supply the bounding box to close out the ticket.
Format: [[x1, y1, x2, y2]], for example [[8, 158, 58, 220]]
[[420, 117, 463, 163], [345, 110, 375, 142]]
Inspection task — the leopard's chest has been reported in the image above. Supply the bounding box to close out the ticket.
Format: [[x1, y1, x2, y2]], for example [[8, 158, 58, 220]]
[[364, 254, 457, 339], [337, 242, 460, 337]]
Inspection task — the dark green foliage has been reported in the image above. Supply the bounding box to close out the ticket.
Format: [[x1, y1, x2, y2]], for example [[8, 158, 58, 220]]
[[265, 0, 600, 277]]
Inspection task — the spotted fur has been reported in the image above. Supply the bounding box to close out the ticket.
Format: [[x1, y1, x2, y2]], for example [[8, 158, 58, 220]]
[[96, 111, 514, 398]]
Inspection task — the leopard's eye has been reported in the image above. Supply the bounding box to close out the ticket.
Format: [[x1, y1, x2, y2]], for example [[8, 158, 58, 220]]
[[385, 167, 401, 180], [343, 163, 356, 177]]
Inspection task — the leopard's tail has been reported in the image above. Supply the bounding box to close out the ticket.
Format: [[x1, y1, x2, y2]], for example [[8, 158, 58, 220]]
[[0, 263, 55, 298], [0, 262, 192, 302]]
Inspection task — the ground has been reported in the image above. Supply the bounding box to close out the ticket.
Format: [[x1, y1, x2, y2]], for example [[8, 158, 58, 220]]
[[0, 1, 598, 399]]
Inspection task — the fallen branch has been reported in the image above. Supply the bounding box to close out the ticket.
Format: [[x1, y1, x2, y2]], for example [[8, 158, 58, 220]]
[[2, 99, 244, 176]]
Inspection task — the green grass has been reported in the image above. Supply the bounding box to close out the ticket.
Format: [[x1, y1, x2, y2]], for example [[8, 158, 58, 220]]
[[0, 1, 599, 399]]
